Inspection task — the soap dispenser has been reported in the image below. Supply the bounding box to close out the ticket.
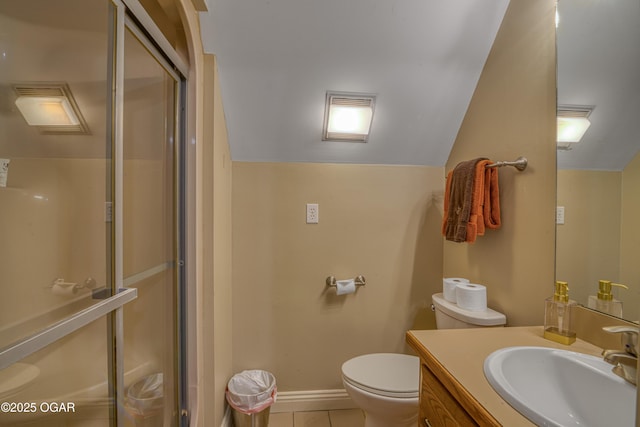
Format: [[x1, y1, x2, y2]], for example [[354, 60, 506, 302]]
[[587, 280, 628, 317], [544, 281, 577, 345]]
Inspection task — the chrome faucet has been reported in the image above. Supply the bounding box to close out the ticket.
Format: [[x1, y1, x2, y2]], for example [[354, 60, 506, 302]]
[[602, 325, 638, 386]]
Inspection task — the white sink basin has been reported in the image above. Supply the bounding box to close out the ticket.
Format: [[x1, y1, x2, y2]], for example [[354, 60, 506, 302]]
[[484, 346, 636, 427]]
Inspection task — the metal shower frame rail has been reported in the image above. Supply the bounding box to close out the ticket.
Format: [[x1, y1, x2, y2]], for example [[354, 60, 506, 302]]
[[0, 288, 137, 371]]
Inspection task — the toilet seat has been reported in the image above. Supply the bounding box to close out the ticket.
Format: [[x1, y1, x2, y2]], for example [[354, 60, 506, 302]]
[[342, 353, 419, 398]]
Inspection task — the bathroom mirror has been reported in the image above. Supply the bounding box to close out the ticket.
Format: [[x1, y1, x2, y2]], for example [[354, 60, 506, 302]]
[[556, 0, 640, 322]]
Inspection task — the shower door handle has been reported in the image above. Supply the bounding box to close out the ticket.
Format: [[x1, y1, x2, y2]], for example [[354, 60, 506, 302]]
[[0, 287, 137, 370]]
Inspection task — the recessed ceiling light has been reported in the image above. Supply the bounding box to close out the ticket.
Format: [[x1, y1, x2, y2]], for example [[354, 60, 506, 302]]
[[557, 105, 593, 147], [15, 97, 80, 126], [323, 92, 376, 142], [13, 83, 89, 134]]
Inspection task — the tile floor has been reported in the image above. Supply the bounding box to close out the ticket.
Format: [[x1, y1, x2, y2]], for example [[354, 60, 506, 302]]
[[269, 409, 365, 427]]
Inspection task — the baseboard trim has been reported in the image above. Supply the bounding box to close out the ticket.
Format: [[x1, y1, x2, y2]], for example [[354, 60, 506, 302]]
[[271, 389, 356, 413]]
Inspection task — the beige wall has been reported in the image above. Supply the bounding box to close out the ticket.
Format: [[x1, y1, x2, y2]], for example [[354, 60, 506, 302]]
[[556, 170, 622, 307], [556, 170, 622, 305], [202, 54, 234, 425], [232, 162, 444, 390], [443, 0, 557, 326], [555, 153, 640, 323], [556, 160, 640, 322], [620, 151, 640, 320]]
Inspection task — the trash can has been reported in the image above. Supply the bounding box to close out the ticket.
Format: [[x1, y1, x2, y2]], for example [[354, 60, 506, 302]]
[[226, 370, 277, 427], [126, 373, 164, 427]]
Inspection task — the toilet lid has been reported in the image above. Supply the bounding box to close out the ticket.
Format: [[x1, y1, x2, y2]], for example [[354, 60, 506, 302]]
[[342, 353, 419, 398]]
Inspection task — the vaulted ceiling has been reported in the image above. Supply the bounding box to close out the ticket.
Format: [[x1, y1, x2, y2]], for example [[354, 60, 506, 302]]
[[556, 0, 640, 170], [200, 0, 640, 171], [199, 0, 510, 166], [4, 1, 636, 170]]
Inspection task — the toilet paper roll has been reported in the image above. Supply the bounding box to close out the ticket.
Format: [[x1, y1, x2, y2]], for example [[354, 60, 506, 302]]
[[455, 283, 487, 311], [52, 283, 78, 297], [443, 277, 470, 303], [336, 279, 356, 296]]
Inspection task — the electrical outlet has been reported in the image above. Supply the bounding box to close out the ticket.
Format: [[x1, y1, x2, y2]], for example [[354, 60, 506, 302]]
[[556, 206, 565, 225], [306, 203, 319, 224]]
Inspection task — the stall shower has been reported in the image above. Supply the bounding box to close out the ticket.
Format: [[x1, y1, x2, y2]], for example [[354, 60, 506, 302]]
[[0, 0, 188, 425]]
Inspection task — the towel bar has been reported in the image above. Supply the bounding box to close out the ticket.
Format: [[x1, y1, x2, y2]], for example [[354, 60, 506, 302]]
[[485, 156, 527, 171]]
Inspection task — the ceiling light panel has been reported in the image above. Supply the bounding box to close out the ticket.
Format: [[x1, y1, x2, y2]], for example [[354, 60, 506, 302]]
[[557, 105, 593, 144], [13, 83, 89, 134], [557, 116, 591, 143], [323, 92, 376, 142], [15, 97, 80, 126]]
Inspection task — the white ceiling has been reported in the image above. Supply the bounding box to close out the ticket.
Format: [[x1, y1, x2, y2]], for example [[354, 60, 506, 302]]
[[2, 1, 638, 170], [557, 0, 640, 171], [199, 0, 510, 166], [202, 0, 640, 170]]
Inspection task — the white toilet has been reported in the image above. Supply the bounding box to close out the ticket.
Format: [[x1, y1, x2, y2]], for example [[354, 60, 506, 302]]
[[431, 292, 506, 329], [341, 353, 419, 427], [341, 294, 507, 427]]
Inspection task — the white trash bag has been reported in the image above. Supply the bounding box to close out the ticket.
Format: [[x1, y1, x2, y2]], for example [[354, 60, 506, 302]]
[[126, 373, 164, 427], [226, 370, 277, 414], [127, 373, 164, 415]]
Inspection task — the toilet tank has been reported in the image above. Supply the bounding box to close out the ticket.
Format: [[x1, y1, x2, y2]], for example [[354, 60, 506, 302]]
[[431, 293, 506, 329]]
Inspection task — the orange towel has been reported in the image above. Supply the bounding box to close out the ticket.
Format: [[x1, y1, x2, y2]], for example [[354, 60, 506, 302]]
[[466, 159, 492, 243], [466, 161, 501, 242], [483, 164, 501, 230]]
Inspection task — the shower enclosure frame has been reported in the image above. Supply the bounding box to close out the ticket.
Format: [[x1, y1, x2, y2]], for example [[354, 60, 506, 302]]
[[0, 0, 190, 425]]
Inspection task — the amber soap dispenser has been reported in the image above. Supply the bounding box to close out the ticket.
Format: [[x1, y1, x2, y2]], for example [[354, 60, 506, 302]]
[[544, 281, 577, 345]]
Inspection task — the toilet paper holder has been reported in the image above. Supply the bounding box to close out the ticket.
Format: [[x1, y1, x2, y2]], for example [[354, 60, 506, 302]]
[[326, 275, 366, 288], [46, 277, 97, 291]]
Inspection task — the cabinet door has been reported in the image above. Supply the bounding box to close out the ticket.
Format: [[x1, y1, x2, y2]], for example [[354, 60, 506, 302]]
[[420, 363, 477, 427]]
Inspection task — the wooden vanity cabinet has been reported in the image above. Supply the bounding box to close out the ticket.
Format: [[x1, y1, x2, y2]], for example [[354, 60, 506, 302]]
[[419, 362, 477, 427], [407, 331, 501, 427]]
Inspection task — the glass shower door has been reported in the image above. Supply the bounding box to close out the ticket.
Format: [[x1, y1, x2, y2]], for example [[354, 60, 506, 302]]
[[121, 21, 181, 427], [0, 0, 112, 351], [0, 0, 118, 425], [0, 1, 186, 426]]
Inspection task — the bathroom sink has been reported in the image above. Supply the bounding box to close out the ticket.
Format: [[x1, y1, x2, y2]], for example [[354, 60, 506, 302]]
[[484, 346, 635, 427]]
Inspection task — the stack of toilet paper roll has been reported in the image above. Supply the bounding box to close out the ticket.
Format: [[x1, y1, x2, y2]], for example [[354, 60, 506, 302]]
[[442, 277, 487, 311]]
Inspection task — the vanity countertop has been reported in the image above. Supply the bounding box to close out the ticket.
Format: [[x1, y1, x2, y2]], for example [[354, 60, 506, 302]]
[[406, 326, 604, 426]]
